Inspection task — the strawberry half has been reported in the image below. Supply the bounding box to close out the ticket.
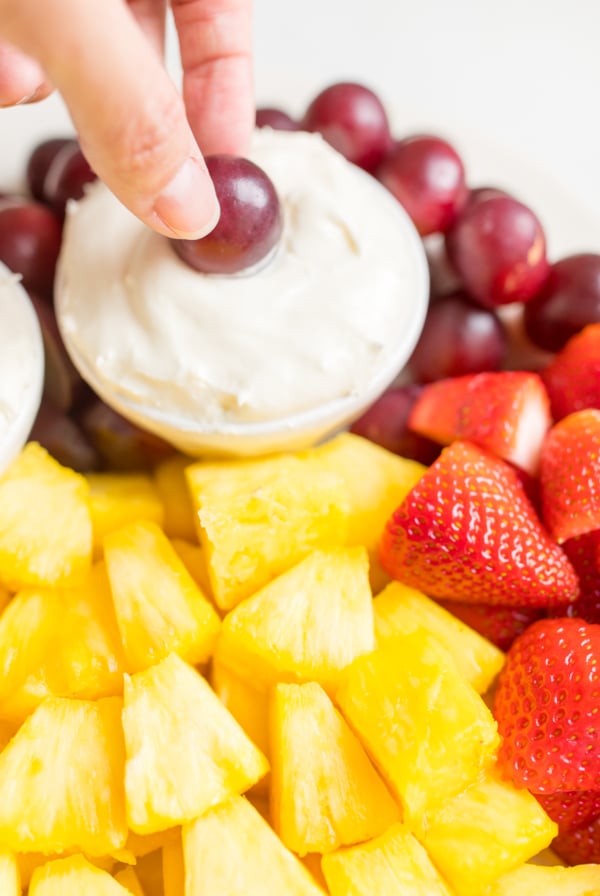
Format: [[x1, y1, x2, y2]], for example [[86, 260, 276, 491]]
[[409, 370, 551, 475], [435, 600, 545, 652], [540, 409, 600, 543], [542, 322, 600, 420], [379, 440, 578, 608], [493, 617, 600, 794]]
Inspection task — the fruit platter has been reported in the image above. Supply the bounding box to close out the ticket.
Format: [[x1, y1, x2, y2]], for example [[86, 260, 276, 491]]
[[0, 77, 599, 896]]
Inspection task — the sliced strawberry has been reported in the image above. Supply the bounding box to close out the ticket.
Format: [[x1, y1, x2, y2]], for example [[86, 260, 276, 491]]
[[379, 440, 579, 608], [540, 410, 600, 543], [493, 617, 600, 794], [552, 812, 600, 865], [542, 322, 600, 420], [409, 370, 551, 475], [436, 600, 545, 652], [535, 790, 600, 832]]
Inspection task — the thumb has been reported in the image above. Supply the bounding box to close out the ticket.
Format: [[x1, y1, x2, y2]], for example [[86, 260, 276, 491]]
[[1, 0, 219, 238]]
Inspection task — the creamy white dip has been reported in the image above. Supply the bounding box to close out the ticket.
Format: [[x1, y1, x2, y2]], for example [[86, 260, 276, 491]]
[[0, 264, 44, 470], [56, 130, 424, 431]]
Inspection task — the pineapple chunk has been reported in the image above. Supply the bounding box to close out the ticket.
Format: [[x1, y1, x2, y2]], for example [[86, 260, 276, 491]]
[[374, 581, 505, 693], [0, 697, 127, 856], [186, 454, 349, 610], [122, 653, 269, 834], [270, 682, 400, 855], [483, 862, 600, 895], [115, 866, 146, 895], [0, 853, 20, 895], [123, 827, 180, 860], [303, 432, 425, 589], [154, 455, 196, 542], [163, 836, 185, 896], [321, 822, 453, 896], [132, 849, 164, 896], [86, 472, 165, 555], [420, 770, 558, 894], [0, 564, 127, 723], [104, 521, 221, 671], [183, 795, 326, 895], [336, 630, 499, 825], [211, 660, 270, 757], [216, 547, 374, 692], [16, 853, 115, 889], [29, 855, 130, 895], [0, 443, 92, 589], [170, 538, 213, 599]]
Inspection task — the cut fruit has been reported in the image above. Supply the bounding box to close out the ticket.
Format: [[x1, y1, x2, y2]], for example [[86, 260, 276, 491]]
[[336, 629, 499, 825], [482, 862, 600, 895], [373, 581, 504, 693], [408, 370, 551, 475], [0, 442, 92, 589], [420, 770, 558, 893], [210, 660, 270, 758], [86, 472, 165, 555], [154, 455, 196, 542], [0, 563, 127, 723], [16, 853, 115, 889], [169, 538, 213, 599], [104, 520, 221, 671], [122, 653, 269, 834], [0, 696, 127, 855], [186, 455, 349, 610], [162, 835, 185, 896], [29, 855, 130, 895], [114, 866, 146, 895], [270, 681, 400, 855], [182, 795, 326, 895], [216, 547, 374, 693], [321, 822, 453, 896], [0, 853, 20, 895]]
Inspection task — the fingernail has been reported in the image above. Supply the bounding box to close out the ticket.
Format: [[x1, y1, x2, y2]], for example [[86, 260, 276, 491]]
[[15, 84, 46, 106], [153, 157, 220, 239]]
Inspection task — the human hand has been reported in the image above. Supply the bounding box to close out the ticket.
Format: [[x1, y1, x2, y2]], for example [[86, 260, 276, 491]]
[[0, 0, 254, 238]]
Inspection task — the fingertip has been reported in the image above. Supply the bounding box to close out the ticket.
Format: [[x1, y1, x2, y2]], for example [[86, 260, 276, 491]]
[[152, 155, 220, 239]]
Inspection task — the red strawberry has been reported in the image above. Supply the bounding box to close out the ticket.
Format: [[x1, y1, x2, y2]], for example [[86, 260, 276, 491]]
[[409, 370, 551, 475], [379, 440, 579, 607], [540, 410, 600, 543], [554, 531, 600, 624], [552, 812, 600, 865], [542, 322, 600, 420], [493, 617, 600, 793], [435, 600, 545, 652], [535, 790, 600, 832]]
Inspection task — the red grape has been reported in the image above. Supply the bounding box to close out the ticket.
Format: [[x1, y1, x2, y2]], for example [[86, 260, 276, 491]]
[[302, 81, 391, 172], [445, 194, 549, 307], [173, 155, 283, 275], [377, 135, 467, 236], [42, 141, 96, 217], [407, 290, 508, 382], [424, 235, 462, 299], [466, 185, 509, 207], [78, 399, 174, 471], [256, 107, 299, 131], [523, 253, 600, 352], [26, 137, 75, 202], [30, 400, 100, 473], [29, 294, 86, 411], [0, 197, 62, 297], [350, 385, 441, 464]]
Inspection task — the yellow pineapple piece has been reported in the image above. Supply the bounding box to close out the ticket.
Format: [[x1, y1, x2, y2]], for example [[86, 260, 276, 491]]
[[0, 442, 92, 589], [132, 849, 164, 896], [374, 581, 505, 693], [115, 866, 146, 895], [29, 855, 130, 895], [0, 583, 11, 614], [123, 827, 180, 860], [0, 564, 127, 724], [183, 795, 326, 895], [0, 696, 126, 856], [336, 629, 499, 825], [419, 770, 558, 894], [0, 853, 20, 895], [303, 432, 425, 589], [170, 538, 213, 600], [270, 681, 400, 856], [17, 853, 115, 889], [322, 822, 453, 896], [104, 521, 220, 671], [216, 547, 374, 693], [483, 862, 600, 895], [163, 835, 185, 896], [211, 660, 270, 757], [154, 455, 196, 542], [186, 454, 349, 610], [123, 653, 269, 834], [86, 472, 165, 556]]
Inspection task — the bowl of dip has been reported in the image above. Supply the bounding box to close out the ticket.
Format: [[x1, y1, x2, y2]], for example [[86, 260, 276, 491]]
[[55, 129, 429, 457]]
